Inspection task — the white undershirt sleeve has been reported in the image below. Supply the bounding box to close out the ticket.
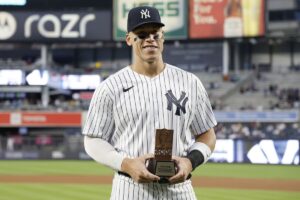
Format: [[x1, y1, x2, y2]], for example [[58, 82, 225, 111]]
[[84, 136, 126, 171]]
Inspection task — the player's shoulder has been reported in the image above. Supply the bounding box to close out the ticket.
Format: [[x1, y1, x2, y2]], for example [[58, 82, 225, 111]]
[[98, 67, 130, 86], [94, 66, 130, 94]]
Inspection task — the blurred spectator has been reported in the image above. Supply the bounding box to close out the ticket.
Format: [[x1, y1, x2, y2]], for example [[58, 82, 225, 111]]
[[6, 137, 14, 151], [215, 122, 300, 140], [35, 135, 53, 149], [7, 135, 23, 150]]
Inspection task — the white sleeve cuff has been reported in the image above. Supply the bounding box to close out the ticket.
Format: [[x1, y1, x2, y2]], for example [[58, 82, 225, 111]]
[[188, 142, 212, 164]]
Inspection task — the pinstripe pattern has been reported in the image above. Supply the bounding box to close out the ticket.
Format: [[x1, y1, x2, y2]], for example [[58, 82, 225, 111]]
[[83, 64, 217, 199], [111, 173, 197, 200]]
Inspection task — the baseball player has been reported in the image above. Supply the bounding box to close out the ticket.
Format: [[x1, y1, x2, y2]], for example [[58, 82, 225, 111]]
[[83, 6, 217, 200]]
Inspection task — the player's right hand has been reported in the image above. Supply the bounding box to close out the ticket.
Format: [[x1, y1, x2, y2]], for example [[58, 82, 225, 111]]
[[121, 154, 160, 183]]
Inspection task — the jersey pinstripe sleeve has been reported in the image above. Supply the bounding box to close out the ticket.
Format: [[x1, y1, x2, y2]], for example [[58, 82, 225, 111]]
[[82, 82, 115, 140], [190, 76, 217, 135]]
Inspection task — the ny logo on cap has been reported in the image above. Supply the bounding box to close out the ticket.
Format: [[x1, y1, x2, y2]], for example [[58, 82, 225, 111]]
[[140, 9, 150, 19]]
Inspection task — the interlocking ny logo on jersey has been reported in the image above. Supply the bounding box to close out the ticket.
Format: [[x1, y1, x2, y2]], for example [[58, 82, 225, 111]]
[[140, 9, 150, 19], [165, 90, 188, 116]]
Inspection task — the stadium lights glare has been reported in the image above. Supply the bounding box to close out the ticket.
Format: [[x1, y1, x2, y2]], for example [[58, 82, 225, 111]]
[[0, 0, 26, 6]]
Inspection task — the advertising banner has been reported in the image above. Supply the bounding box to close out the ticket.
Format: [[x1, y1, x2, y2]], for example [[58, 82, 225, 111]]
[[239, 140, 299, 165], [214, 110, 299, 122], [210, 139, 235, 163], [0, 11, 111, 42], [0, 112, 10, 125], [189, 0, 265, 39], [210, 139, 299, 165], [0, 112, 81, 127], [113, 0, 187, 40]]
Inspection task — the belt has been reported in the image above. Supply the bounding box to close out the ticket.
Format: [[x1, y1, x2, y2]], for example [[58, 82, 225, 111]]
[[117, 171, 192, 184]]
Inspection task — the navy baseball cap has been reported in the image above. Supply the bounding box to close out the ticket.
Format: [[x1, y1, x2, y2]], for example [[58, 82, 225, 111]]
[[127, 6, 165, 32]]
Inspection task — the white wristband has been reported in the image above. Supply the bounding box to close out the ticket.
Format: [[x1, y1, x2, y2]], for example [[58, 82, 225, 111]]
[[188, 142, 212, 164]]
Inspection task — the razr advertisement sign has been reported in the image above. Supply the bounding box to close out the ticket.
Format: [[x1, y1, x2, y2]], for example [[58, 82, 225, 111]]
[[0, 11, 111, 42]]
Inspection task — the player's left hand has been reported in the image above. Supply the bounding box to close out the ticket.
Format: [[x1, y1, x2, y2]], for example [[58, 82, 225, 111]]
[[168, 156, 193, 184]]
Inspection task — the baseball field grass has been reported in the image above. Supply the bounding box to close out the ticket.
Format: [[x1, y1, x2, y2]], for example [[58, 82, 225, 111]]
[[0, 160, 299, 200]]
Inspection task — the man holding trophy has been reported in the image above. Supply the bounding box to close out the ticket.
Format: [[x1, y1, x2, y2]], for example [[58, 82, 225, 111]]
[[83, 6, 217, 200]]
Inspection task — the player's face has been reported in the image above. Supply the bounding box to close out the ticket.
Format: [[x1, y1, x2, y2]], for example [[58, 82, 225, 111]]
[[126, 25, 164, 63]]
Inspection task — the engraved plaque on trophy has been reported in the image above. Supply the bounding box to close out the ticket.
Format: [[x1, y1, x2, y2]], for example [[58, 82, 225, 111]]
[[147, 129, 176, 178]]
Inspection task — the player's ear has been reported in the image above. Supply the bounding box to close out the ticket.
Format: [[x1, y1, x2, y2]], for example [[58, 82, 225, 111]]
[[126, 33, 132, 46], [161, 31, 165, 42]]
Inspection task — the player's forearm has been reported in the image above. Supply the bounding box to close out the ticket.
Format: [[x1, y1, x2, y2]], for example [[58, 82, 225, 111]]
[[195, 128, 216, 151], [84, 136, 125, 171], [186, 128, 216, 170]]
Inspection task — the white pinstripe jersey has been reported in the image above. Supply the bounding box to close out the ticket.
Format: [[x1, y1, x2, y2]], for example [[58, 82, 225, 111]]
[[83, 64, 217, 158]]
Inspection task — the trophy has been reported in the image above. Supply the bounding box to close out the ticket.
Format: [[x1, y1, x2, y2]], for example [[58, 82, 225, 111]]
[[146, 129, 177, 181]]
